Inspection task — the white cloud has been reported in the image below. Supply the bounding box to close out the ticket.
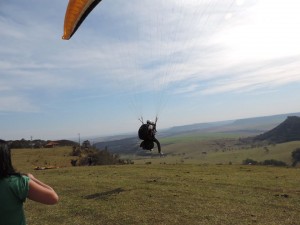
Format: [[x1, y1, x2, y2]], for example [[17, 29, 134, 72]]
[[1, 0, 300, 139], [0, 96, 39, 113], [216, 0, 300, 62]]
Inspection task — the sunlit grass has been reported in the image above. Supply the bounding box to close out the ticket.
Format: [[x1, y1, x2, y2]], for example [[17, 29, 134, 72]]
[[11, 146, 300, 225]]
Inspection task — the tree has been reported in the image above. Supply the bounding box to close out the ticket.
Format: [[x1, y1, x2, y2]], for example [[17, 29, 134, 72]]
[[242, 158, 258, 165], [291, 148, 300, 167], [82, 140, 91, 149]]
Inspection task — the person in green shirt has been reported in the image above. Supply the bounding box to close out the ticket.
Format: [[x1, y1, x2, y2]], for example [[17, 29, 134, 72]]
[[0, 140, 59, 225]]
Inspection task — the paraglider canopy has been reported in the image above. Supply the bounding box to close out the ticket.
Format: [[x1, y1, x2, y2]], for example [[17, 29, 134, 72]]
[[62, 0, 102, 40]]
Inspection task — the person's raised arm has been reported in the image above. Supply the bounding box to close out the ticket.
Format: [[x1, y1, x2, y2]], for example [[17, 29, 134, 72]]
[[27, 173, 59, 205]]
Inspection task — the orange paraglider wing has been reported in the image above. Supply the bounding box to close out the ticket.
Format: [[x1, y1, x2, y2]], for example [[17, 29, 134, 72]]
[[62, 0, 102, 40]]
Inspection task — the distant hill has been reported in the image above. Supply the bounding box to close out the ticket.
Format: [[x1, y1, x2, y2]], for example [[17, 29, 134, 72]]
[[93, 112, 300, 155], [254, 116, 300, 143], [8, 139, 77, 149], [168, 112, 300, 135], [167, 120, 233, 135], [94, 137, 140, 155]]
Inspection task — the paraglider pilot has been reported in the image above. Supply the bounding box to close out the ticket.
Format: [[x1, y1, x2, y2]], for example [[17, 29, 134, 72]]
[[138, 117, 162, 155]]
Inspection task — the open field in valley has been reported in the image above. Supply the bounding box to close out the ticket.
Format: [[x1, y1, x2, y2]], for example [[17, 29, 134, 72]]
[[135, 133, 300, 165]]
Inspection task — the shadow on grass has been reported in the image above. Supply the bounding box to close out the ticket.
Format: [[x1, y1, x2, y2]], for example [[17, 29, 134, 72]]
[[83, 188, 125, 200]]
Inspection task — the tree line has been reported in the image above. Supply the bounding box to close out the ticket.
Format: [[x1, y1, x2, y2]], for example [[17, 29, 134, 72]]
[[243, 148, 300, 167]]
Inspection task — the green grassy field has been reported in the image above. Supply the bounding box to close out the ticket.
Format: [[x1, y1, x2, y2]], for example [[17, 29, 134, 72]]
[[11, 144, 300, 225], [138, 133, 300, 165]]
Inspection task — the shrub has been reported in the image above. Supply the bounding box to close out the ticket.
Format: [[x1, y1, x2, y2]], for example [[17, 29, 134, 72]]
[[291, 148, 300, 167], [242, 158, 258, 165], [78, 149, 125, 166], [262, 159, 287, 167], [70, 146, 81, 156], [242, 158, 287, 167]]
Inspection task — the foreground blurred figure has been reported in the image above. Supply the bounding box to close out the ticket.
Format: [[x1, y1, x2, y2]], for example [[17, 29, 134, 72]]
[[0, 139, 59, 225]]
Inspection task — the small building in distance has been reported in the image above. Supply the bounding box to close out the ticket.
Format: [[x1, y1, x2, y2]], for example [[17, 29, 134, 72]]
[[45, 141, 59, 148]]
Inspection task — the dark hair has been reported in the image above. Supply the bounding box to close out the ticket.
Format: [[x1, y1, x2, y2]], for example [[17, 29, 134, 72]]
[[0, 140, 19, 178]]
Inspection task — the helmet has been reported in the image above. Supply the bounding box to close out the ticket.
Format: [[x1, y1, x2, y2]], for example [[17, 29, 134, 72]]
[[147, 120, 154, 125]]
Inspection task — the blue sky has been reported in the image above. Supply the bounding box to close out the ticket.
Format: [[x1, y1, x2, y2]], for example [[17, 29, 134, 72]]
[[1, 0, 300, 140]]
